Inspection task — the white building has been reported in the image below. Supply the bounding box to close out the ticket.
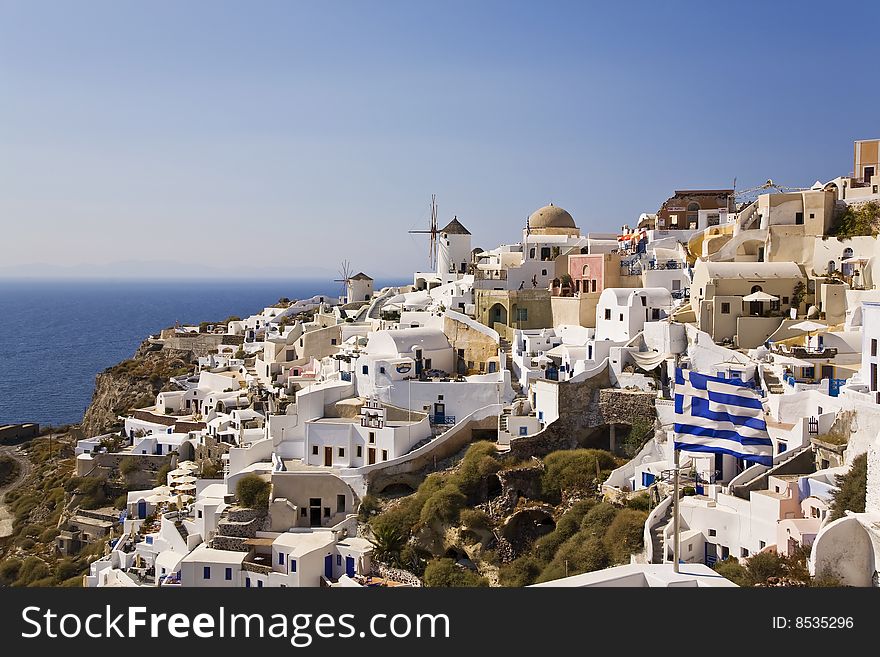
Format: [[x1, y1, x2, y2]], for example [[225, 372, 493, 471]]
[[596, 288, 674, 342]]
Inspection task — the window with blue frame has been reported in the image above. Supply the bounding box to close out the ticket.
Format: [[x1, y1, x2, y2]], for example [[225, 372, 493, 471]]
[[290, 559, 297, 573], [225, 567, 232, 581], [803, 367, 815, 379], [245, 577, 250, 587], [337, 554, 342, 566], [519, 426, 528, 436], [362, 365, 368, 374], [203, 566, 211, 579], [257, 580, 263, 588], [279, 552, 285, 565]]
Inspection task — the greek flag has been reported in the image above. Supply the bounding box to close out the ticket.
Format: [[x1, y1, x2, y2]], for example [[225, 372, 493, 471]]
[[673, 368, 773, 466]]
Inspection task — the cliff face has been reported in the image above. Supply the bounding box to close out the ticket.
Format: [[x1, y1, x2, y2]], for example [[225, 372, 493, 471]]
[[80, 340, 196, 438]]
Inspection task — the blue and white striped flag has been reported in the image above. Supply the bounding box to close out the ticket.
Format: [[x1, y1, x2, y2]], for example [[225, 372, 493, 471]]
[[673, 368, 773, 466]]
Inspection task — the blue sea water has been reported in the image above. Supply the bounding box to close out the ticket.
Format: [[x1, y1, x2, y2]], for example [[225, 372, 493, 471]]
[[0, 278, 403, 426]]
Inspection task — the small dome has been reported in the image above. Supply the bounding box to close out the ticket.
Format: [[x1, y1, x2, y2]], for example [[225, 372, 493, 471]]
[[528, 203, 575, 229]]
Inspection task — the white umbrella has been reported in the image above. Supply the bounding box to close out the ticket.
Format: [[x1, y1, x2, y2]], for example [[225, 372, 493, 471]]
[[742, 291, 779, 302], [790, 320, 826, 333], [171, 475, 197, 484], [174, 483, 196, 491], [842, 256, 868, 264], [167, 468, 188, 477]]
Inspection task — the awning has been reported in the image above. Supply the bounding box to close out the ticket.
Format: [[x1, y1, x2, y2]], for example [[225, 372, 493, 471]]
[[630, 350, 671, 371], [742, 291, 779, 302]]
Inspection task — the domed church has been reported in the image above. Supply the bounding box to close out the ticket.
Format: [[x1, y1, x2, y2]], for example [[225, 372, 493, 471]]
[[526, 203, 580, 238]]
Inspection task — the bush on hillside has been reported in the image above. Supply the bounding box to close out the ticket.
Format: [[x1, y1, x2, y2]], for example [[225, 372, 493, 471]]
[[236, 474, 271, 510], [541, 449, 617, 501], [603, 508, 648, 563], [423, 558, 489, 587], [829, 453, 867, 521]]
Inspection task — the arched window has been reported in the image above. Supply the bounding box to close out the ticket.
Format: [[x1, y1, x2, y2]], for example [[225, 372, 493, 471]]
[[843, 247, 854, 259], [687, 202, 701, 212], [828, 260, 836, 274], [582, 265, 590, 277], [751, 285, 763, 293]]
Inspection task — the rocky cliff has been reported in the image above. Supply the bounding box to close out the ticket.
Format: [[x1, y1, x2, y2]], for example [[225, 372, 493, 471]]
[[80, 339, 196, 438]]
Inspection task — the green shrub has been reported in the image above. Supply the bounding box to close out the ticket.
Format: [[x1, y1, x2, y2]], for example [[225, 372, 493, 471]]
[[449, 442, 500, 498], [459, 508, 492, 531], [236, 474, 271, 510], [40, 527, 61, 543], [533, 499, 596, 562], [829, 200, 880, 238], [368, 524, 408, 566], [0, 558, 22, 585], [602, 508, 648, 563], [15, 557, 49, 586], [114, 494, 128, 510], [423, 558, 488, 587], [829, 453, 867, 521], [54, 559, 81, 582], [357, 495, 381, 521], [22, 524, 44, 539], [580, 502, 618, 538], [499, 556, 543, 587], [542, 449, 617, 501], [0, 455, 21, 487], [537, 536, 609, 583], [119, 457, 140, 476], [155, 463, 171, 486], [626, 492, 651, 512], [419, 485, 466, 526], [681, 485, 697, 496], [713, 557, 749, 585], [16, 537, 36, 550]]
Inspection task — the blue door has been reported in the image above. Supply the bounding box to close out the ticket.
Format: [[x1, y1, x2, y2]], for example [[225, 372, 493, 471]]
[[345, 556, 355, 577], [434, 403, 445, 425], [137, 499, 147, 519], [324, 554, 333, 579], [641, 472, 656, 488]]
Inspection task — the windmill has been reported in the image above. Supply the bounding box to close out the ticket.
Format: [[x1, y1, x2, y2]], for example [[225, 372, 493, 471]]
[[408, 194, 440, 270], [335, 259, 353, 303]]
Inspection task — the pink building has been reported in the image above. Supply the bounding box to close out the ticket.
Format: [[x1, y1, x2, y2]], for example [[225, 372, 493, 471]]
[[568, 253, 620, 297]]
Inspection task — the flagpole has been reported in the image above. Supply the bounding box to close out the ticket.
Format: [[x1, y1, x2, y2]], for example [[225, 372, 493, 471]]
[[673, 447, 680, 574]]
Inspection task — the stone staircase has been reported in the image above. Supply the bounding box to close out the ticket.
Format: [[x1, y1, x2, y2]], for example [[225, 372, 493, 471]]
[[499, 336, 526, 399], [650, 502, 674, 564], [763, 371, 784, 394]]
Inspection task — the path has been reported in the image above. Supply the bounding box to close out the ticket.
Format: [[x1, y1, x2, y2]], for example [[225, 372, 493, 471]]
[[0, 440, 35, 538]]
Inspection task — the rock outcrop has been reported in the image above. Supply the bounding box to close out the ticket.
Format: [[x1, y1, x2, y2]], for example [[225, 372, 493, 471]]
[[80, 339, 195, 437]]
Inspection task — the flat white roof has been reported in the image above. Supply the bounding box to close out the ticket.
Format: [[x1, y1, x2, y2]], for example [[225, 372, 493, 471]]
[[181, 545, 246, 565], [273, 530, 336, 557], [529, 563, 737, 587]]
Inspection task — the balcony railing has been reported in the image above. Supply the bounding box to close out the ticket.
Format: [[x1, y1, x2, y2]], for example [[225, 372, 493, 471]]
[[475, 269, 507, 281], [429, 415, 456, 426]]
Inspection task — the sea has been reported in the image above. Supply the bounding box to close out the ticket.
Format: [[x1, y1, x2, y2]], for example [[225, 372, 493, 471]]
[[0, 278, 405, 427]]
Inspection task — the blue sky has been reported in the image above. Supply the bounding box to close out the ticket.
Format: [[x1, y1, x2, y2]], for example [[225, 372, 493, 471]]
[[1, 0, 878, 278]]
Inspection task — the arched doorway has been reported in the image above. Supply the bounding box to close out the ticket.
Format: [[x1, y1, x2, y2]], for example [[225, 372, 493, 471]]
[[488, 303, 507, 327], [750, 285, 763, 316], [687, 202, 700, 229]]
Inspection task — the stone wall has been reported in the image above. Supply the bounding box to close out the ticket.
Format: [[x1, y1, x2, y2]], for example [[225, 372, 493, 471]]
[[509, 376, 658, 460], [211, 535, 249, 552], [489, 463, 544, 517], [370, 563, 422, 587], [160, 332, 244, 358], [443, 315, 499, 375]]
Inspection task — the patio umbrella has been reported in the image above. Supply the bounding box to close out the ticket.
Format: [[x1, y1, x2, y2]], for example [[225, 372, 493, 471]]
[[790, 320, 826, 333], [842, 256, 869, 264], [742, 291, 779, 302], [167, 468, 188, 477], [171, 475, 197, 484], [175, 483, 197, 491]]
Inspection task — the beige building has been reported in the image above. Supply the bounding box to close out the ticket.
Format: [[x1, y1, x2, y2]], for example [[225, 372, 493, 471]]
[[442, 313, 502, 376], [269, 470, 356, 530], [690, 261, 805, 348], [854, 138, 879, 184], [474, 288, 553, 331]]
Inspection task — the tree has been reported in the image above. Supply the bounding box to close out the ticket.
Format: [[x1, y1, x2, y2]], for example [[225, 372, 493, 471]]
[[368, 524, 407, 567], [235, 474, 271, 510], [829, 200, 880, 238], [829, 453, 867, 521], [423, 558, 488, 587]]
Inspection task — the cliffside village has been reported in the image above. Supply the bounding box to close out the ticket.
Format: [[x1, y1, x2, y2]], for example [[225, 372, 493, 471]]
[[77, 138, 880, 588]]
